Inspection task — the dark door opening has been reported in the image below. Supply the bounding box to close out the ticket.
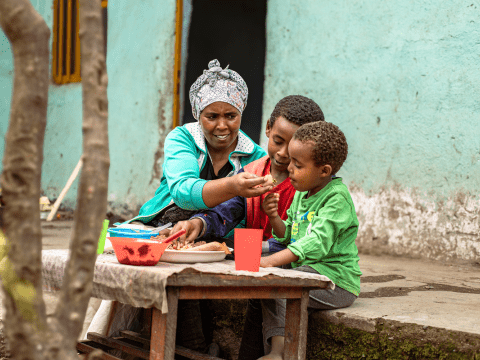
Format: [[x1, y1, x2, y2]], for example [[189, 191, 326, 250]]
[[182, 0, 267, 145]]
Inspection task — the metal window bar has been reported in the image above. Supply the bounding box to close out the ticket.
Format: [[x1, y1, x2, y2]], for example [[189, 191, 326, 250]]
[[53, 0, 104, 84]]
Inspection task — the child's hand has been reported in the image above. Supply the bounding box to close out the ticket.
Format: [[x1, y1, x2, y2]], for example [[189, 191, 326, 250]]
[[260, 257, 273, 268], [262, 193, 280, 218], [230, 172, 274, 198]]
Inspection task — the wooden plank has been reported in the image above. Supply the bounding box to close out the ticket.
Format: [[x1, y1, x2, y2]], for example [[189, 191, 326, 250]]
[[150, 308, 168, 360], [143, 308, 153, 340], [77, 341, 124, 360], [175, 345, 224, 360], [87, 332, 150, 359], [297, 289, 310, 359], [283, 289, 310, 360], [120, 330, 150, 347], [118, 331, 225, 360], [163, 287, 179, 359], [167, 271, 328, 289], [179, 286, 303, 300]]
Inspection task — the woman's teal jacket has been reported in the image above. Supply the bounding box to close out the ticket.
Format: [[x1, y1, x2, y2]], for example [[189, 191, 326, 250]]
[[128, 122, 266, 224]]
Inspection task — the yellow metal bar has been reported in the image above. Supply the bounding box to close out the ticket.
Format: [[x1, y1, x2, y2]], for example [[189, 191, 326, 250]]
[[58, 0, 67, 84], [52, 0, 60, 83], [65, 0, 73, 80], [172, 0, 183, 128], [70, 0, 81, 82], [60, 0, 69, 84], [101, 0, 108, 8]]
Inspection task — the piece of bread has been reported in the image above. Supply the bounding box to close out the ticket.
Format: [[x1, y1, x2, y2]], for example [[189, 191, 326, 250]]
[[263, 174, 277, 187], [191, 241, 231, 254]]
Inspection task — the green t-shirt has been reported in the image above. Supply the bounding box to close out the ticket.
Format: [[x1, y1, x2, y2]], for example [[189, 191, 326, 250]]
[[273, 177, 362, 296]]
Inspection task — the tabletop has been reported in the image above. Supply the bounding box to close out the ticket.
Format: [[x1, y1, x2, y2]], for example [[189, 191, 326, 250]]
[[42, 249, 333, 313]]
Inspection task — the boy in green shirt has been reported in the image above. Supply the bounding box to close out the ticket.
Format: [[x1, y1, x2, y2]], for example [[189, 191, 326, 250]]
[[244, 121, 361, 360]]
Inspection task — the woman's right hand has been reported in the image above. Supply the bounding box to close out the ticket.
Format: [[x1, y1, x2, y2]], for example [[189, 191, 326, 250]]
[[229, 172, 274, 198], [168, 218, 204, 249]]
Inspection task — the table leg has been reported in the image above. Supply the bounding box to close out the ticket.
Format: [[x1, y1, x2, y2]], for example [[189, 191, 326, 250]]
[[150, 287, 180, 360], [284, 289, 309, 360]]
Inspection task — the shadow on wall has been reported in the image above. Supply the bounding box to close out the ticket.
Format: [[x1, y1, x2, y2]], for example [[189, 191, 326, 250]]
[[182, 0, 267, 145]]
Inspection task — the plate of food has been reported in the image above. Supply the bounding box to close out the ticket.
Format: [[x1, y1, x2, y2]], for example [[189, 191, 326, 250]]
[[159, 240, 232, 263]]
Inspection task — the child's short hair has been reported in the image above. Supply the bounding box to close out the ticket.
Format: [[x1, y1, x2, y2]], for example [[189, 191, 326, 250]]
[[293, 122, 348, 174], [269, 95, 324, 127]]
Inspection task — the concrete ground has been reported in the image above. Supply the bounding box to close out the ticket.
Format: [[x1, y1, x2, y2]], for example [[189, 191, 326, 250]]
[[1, 220, 480, 357], [327, 253, 480, 335]]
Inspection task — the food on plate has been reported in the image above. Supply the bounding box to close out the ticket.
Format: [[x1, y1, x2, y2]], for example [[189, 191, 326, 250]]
[[167, 240, 231, 254], [150, 234, 167, 241], [191, 241, 231, 254], [167, 241, 206, 250], [149, 233, 231, 254]]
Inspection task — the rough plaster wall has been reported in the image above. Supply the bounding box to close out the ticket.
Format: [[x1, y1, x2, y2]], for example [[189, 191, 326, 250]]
[[42, 86, 83, 210], [352, 186, 480, 262], [0, 0, 84, 209], [0, 35, 13, 167], [1, 0, 176, 214], [106, 0, 176, 218], [263, 0, 480, 261]]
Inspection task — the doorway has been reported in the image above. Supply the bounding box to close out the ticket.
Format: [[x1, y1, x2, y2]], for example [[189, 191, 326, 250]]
[[181, 0, 267, 145]]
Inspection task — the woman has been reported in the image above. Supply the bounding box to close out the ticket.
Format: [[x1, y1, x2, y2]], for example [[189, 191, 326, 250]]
[[91, 60, 272, 356], [128, 59, 272, 227]]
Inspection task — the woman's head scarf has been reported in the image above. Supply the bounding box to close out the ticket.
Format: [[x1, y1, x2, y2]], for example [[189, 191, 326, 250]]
[[189, 59, 248, 120]]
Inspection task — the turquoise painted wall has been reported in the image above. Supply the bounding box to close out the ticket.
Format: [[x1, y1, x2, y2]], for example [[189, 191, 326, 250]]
[[262, 0, 480, 261], [0, 0, 83, 209], [106, 0, 176, 216], [262, 0, 480, 196], [0, 33, 12, 165], [1, 0, 176, 213]]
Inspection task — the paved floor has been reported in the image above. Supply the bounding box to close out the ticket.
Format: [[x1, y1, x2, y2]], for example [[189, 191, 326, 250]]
[[2, 220, 480, 339], [338, 253, 480, 336]]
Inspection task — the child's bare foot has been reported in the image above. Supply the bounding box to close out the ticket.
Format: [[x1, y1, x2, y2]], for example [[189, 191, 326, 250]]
[[257, 354, 283, 360], [257, 335, 284, 360]]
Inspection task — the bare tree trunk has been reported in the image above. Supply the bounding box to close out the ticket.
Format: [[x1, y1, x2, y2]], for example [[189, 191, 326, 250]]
[[0, 1, 50, 358], [0, 0, 109, 358], [51, 0, 110, 351]]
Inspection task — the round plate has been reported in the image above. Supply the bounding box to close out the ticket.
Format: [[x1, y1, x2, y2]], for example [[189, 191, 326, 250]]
[[159, 249, 228, 263]]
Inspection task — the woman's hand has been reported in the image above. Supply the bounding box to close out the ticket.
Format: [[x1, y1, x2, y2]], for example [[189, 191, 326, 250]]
[[168, 218, 204, 249], [262, 193, 280, 218], [229, 172, 274, 198]]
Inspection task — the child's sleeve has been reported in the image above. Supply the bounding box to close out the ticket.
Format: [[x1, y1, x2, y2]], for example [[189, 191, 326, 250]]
[[287, 194, 354, 263], [272, 204, 294, 244], [190, 195, 246, 239]]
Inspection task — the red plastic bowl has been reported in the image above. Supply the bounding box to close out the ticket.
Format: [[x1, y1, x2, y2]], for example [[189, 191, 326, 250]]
[[109, 237, 169, 266]]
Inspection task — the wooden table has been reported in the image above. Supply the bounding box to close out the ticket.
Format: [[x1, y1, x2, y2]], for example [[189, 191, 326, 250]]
[[152, 269, 327, 360], [42, 251, 330, 360]]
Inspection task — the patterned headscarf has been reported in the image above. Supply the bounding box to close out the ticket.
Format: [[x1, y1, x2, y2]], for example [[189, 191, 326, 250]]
[[189, 59, 248, 120]]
